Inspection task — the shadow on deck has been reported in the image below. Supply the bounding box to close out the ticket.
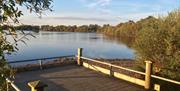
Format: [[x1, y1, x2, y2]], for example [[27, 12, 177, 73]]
[[15, 65, 146, 91]]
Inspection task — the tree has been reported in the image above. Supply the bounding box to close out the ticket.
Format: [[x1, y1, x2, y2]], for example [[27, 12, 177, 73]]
[[0, 0, 52, 90]]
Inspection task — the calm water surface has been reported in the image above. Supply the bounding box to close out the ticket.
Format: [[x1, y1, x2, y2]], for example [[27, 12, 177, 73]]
[[6, 31, 135, 61]]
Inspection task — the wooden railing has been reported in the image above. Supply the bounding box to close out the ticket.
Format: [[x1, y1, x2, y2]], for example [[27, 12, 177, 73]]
[[80, 56, 146, 86], [8, 55, 75, 69], [8, 55, 75, 64], [76, 48, 180, 91], [6, 55, 75, 91], [151, 75, 180, 85]]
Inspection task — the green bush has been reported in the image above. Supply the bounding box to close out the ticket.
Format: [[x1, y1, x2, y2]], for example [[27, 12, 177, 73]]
[[134, 9, 180, 81]]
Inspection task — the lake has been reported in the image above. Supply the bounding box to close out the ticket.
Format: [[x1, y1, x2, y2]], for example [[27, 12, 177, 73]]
[[6, 31, 135, 62]]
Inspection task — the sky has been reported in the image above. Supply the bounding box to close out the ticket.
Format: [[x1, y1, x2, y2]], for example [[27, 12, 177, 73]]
[[19, 0, 180, 26]]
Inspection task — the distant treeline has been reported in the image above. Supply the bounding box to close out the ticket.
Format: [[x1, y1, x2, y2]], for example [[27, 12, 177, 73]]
[[2, 25, 40, 32], [41, 24, 100, 32], [15, 25, 40, 32]]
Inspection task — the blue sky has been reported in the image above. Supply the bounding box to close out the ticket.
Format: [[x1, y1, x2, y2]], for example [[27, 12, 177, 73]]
[[20, 0, 180, 25]]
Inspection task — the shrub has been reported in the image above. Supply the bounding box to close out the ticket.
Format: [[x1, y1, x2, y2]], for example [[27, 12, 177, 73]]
[[134, 9, 180, 81]]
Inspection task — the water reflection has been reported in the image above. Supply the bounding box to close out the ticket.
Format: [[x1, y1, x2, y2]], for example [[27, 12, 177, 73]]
[[6, 31, 135, 61]]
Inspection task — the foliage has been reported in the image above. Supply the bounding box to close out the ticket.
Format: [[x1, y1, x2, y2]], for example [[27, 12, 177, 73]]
[[0, 0, 52, 90], [134, 9, 180, 81], [15, 25, 40, 32]]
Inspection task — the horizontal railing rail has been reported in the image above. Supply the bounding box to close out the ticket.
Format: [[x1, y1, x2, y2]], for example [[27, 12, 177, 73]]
[[81, 56, 180, 85], [6, 78, 21, 91], [151, 75, 180, 85], [81, 56, 145, 75], [8, 55, 76, 71], [8, 55, 75, 64], [78, 55, 146, 87]]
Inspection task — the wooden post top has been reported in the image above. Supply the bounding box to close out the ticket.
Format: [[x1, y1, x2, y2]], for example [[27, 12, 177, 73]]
[[145, 61, 152, 64], [28, 80, 48, 89]]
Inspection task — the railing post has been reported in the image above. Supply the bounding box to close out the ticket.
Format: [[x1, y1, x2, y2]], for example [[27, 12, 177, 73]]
[[145, 61, 152, 89], [109, 64, 113, 77], [77, 48, 83, 66], [39, 60, 43, 70]]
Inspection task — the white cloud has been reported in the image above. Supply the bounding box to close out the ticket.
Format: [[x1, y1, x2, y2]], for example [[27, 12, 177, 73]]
[[81, 0, 112, 14], [86, 0, 112, 8], [18, 0, 179, 26], [19, 15, 118, 26], [42, 16, 114, 22]]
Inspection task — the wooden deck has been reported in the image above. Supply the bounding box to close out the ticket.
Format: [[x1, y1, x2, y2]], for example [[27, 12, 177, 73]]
[[15, 65, 147, 91]]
